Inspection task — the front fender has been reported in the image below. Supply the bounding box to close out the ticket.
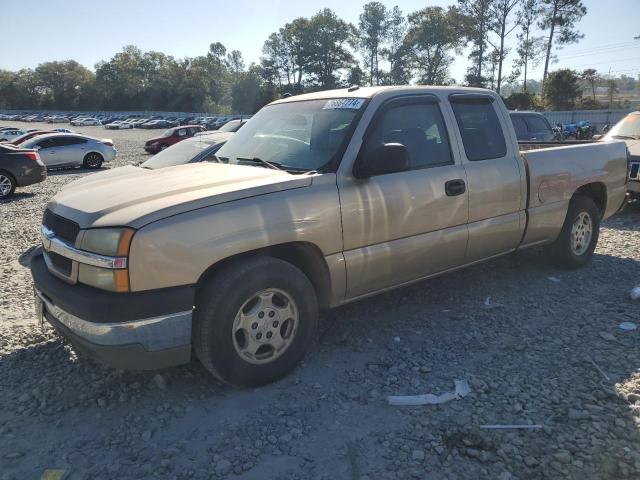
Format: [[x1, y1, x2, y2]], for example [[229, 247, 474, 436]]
[[128, 174, 342, 292]]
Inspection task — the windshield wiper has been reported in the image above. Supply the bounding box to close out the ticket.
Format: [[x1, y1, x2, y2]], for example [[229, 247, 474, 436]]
[[236, 157, 284, 171]]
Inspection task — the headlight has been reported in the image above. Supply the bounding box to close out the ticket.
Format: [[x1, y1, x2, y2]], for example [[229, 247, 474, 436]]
[[78, 228, 135, 292], [80, 228, 134, 256]]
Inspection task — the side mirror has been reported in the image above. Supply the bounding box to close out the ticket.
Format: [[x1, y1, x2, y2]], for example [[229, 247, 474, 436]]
[[592, 134, 602, 141], [354, 143, 410, 179]]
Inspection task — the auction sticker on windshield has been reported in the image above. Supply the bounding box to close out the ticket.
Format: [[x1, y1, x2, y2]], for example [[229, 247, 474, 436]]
[[323, 98, 365, 110]]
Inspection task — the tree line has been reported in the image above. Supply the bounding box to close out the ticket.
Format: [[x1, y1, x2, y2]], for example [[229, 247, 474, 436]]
[[1, 0, 630, 114]]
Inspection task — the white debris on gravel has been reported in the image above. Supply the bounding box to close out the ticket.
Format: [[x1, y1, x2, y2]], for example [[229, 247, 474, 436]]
[[2, 122, 640, 479], [619, 322, 638, 331], [387, 379, 471, 406]]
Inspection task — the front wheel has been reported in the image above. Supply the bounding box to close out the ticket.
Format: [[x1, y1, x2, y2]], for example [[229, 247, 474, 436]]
[[545, 195, 600, 269], [83, 152, 103, 169], [193, 256, 318, 387]]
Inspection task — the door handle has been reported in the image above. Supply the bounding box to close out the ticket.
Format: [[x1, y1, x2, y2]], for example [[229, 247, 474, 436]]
[[445, 179, 466, 197]]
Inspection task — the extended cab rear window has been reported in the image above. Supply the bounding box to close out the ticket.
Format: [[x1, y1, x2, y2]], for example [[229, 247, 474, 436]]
[[450, 96, 507, 161]]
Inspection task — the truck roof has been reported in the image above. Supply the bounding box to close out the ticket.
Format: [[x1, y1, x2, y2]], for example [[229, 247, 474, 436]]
[[270, 85, 498, 105]]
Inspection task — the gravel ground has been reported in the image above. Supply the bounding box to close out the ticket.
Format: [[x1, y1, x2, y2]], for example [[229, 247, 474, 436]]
[[2, 122, 640, 480]]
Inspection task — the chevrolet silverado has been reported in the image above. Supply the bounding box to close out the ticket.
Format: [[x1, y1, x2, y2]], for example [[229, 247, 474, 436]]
[[31, 86, 628, 387]]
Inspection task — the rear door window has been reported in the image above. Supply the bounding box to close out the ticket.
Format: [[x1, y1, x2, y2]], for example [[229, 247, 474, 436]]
[[525, 116, 551, 133], [450, 97, 507, 161]]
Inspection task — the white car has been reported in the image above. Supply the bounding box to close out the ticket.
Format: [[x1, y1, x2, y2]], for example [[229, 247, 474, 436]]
[[105, 120, 133, 130], [20, 133, 116, 169], [0, 129, 26, 142], [71, 117, 102, 126]]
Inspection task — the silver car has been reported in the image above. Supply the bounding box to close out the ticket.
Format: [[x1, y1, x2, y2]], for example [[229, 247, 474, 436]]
[[20, 133, 116, 169]]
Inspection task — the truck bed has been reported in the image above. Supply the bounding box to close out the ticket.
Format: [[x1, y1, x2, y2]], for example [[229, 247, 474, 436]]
[[519, 141, 628, 247]]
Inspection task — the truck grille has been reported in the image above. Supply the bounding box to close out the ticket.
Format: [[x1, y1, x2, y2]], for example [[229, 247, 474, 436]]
[[43, 209, 80, 245], [630, 163, 640, 181], [47, 251, 72, 275]]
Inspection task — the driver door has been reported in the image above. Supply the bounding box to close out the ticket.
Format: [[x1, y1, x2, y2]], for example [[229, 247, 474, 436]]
[[338, 95, 469, 299]]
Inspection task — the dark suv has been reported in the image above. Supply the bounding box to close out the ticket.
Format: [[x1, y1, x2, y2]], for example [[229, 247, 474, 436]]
[[510, 112, 555, 142]]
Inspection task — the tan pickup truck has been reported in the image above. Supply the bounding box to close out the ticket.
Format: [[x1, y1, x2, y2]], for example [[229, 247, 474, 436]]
[[31, 86, 628, 386]]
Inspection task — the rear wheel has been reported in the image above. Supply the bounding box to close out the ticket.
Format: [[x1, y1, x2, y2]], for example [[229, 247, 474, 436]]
[[83, 152, 103, 169], [193, 256, 318, 387], [545, 195, 600, 268], [159, 144, 168, 151], [0, 171, 16, 198]]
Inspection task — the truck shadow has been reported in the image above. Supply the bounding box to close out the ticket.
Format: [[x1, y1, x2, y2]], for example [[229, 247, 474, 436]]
[[46, 166, 110, 176], [0, 192, 35, 202], [604, 203, 640, 231]]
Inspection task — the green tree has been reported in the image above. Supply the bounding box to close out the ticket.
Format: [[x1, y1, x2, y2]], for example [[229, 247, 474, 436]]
[[488, 0, 519, 93], [513, 0, 545, 92], [0, 69, 40, 109], [383, 6, 410, 85], [306, 9, 356, 88], [539, 0, 587, 82], [543, 68, 581, 109], [580, 68, 600, 100], [283, 18, 313, 88], [404, 6, 469, 85], [503, 91, 538, 110], [227, 50, 245, 75], [34, 60, 96, 109], [458, 0, 494, 87], [358, 2, 389, 86], [261, 18, 313, 90]]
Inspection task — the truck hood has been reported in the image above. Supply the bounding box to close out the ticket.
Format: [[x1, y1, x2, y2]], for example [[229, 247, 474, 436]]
[[48, 163, 312, 229], [626, 139, 640, 156]]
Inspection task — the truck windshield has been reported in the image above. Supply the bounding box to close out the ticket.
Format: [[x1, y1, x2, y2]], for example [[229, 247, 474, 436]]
[[215, 98, 365, 172], [606, 113, 640, 140]]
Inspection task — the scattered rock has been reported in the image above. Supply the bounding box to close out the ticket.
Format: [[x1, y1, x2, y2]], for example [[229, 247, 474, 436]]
[[152, 374, 167, 390], [411, 449, 425, 461], [599, 332, 616, 342], [215, 459, 232, 476]]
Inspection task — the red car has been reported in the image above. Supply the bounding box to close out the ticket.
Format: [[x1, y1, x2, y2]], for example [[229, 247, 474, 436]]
[[144, 125, 206, 154], [7, 130, 55, 146]]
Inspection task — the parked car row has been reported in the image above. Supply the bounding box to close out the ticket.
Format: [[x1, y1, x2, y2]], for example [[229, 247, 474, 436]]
[[0, 127, 116, 198], [0, 112, 252, 131]]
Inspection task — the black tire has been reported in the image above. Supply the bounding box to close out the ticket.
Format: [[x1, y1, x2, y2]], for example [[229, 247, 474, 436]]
[[0, 170, 16, 199], [159, 144, 168, 151], [83, 152, 103, 169], [193, 256, 318, 387], [545, 195, 600, 269]]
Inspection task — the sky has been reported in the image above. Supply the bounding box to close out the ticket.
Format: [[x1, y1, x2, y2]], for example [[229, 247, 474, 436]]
[[3, 0, 640, 83]]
